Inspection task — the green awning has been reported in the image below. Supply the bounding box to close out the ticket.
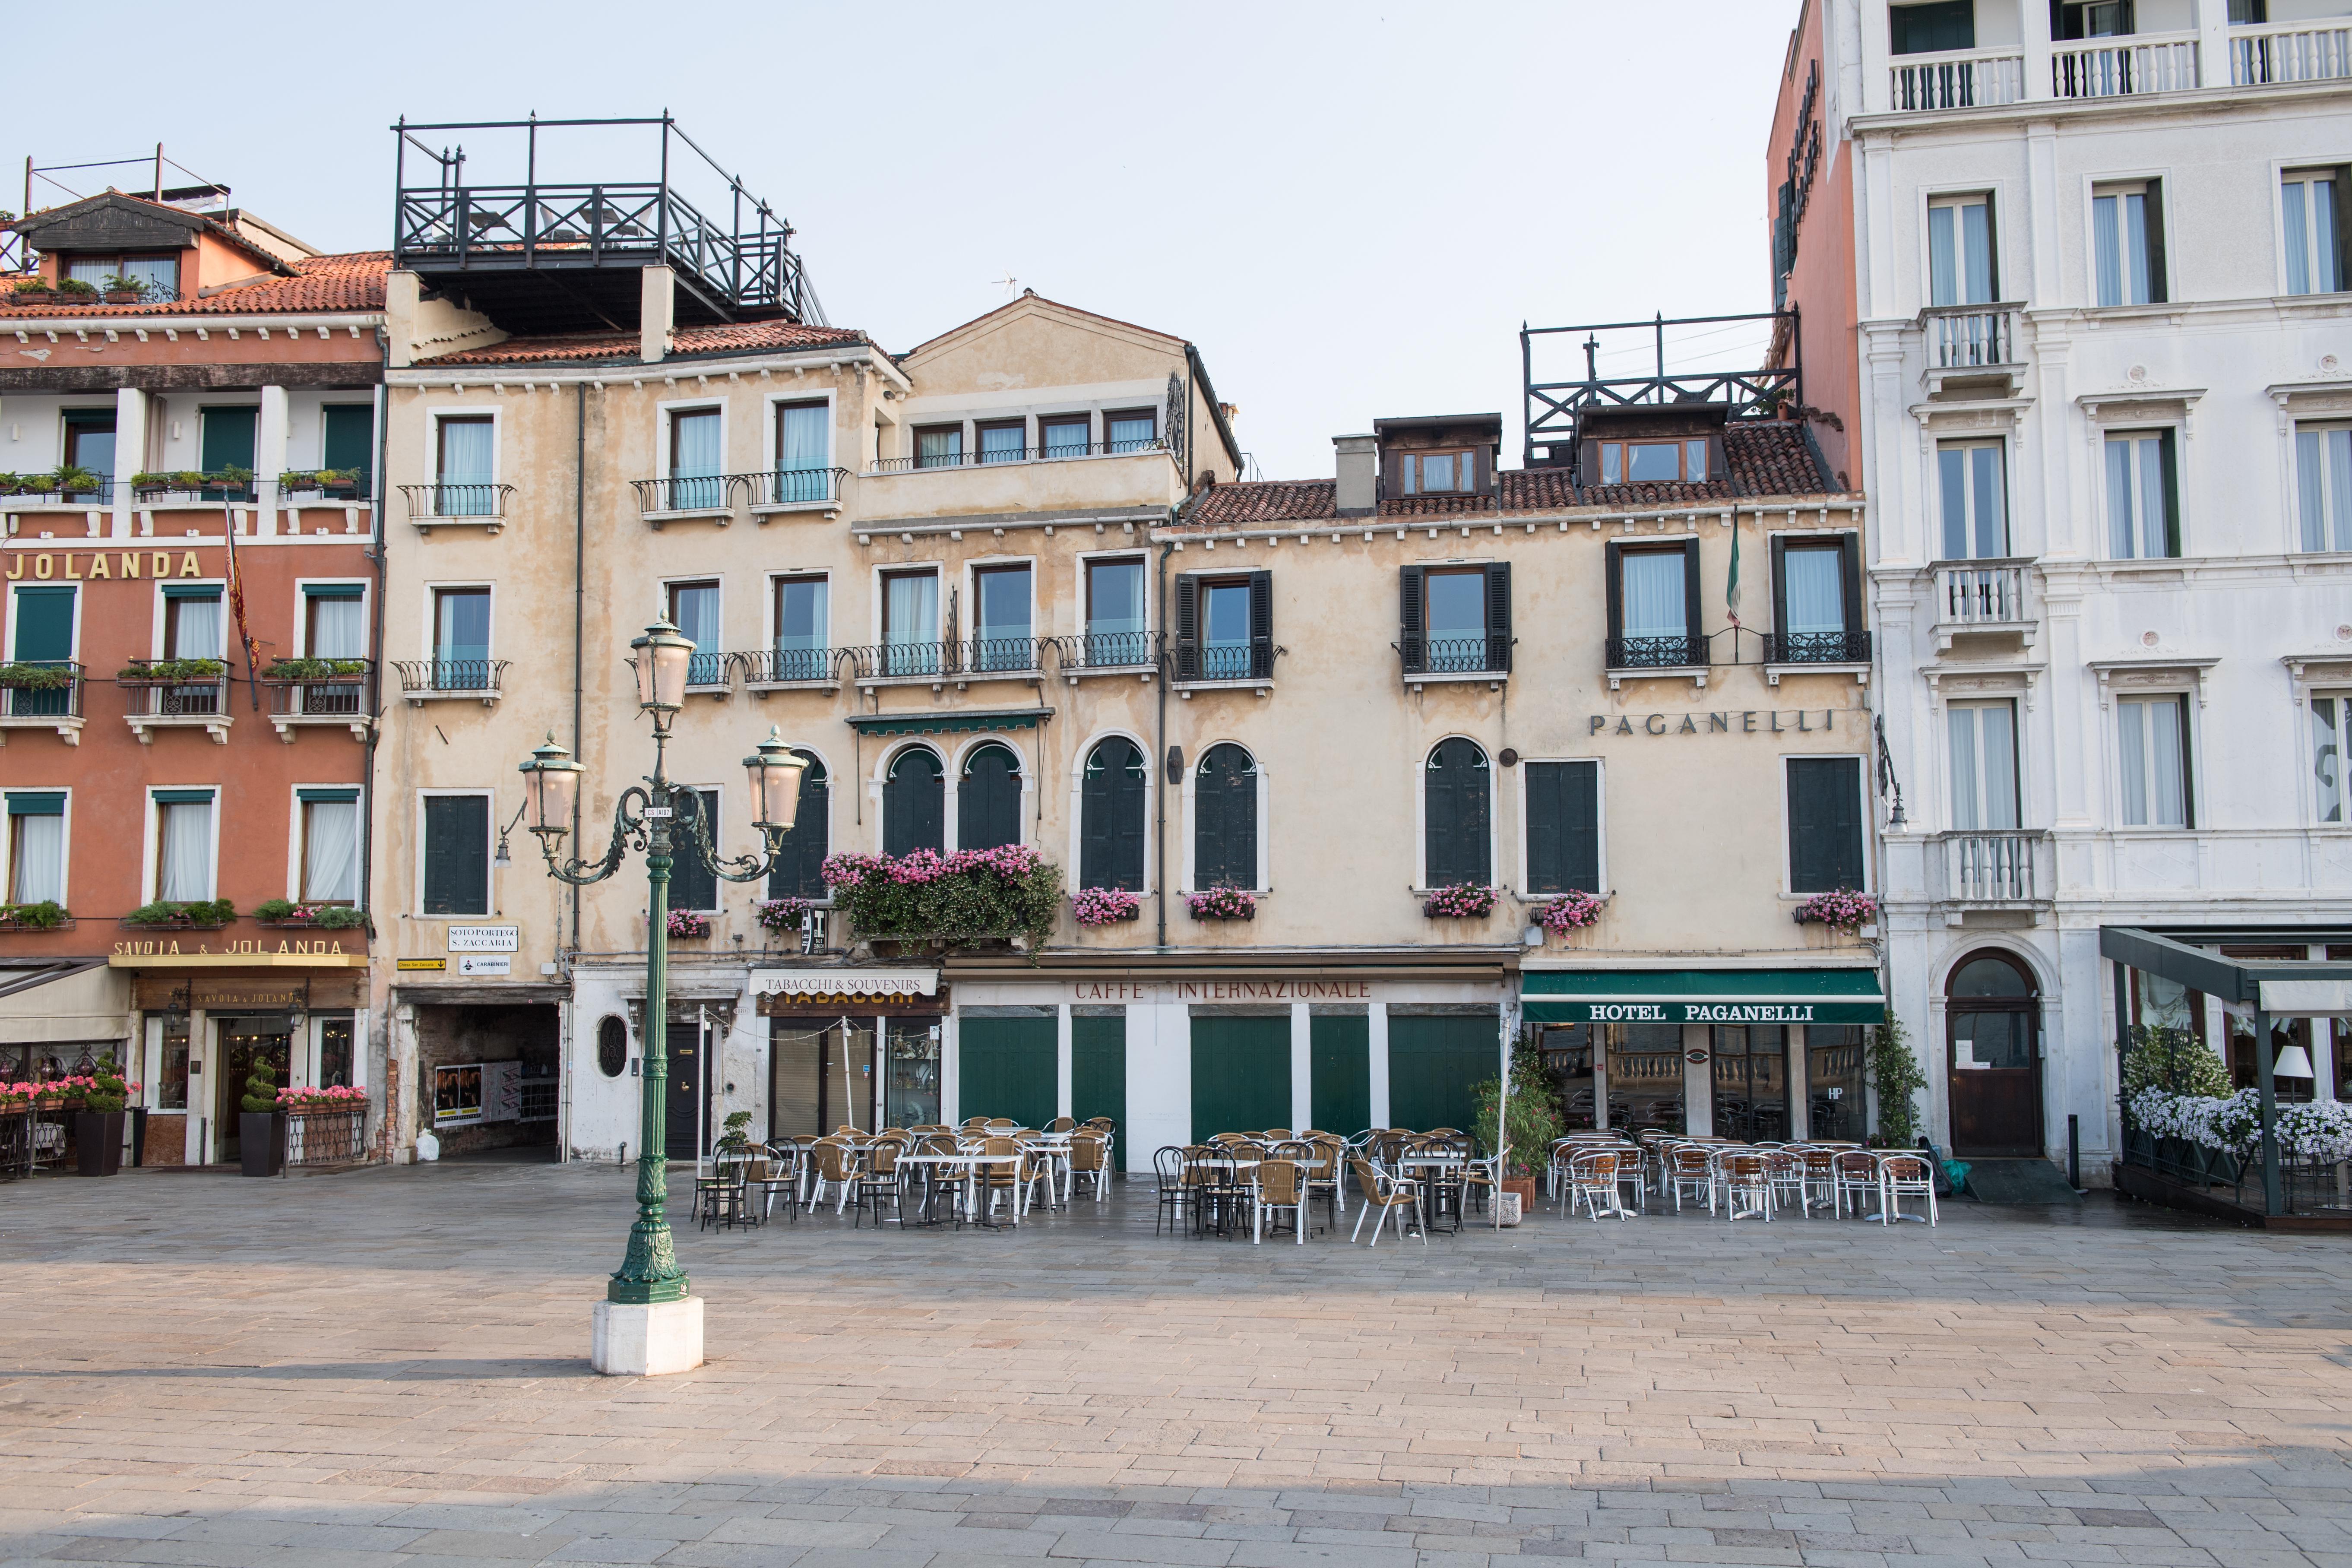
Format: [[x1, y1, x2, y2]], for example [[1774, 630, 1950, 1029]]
[[846, 708, 1051, 738], [1523, 967, 1884, 1024], [6, 792, 65, 816]]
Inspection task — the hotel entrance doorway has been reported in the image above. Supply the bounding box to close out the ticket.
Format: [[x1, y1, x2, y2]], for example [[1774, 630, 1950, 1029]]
[[215, 1017, 291, 1163]]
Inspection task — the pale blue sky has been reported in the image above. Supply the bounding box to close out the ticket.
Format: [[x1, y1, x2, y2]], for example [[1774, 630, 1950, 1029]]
[[7, 1, 1801, 479]]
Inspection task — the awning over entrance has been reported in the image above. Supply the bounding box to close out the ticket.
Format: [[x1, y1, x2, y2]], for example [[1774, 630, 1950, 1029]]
[[1522, 967, 1885, 1024]]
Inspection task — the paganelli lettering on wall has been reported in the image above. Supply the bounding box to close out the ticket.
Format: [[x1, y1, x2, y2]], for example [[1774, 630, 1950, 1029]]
[[1589, 709, 1847, 737], [4, 551, 212, 580]]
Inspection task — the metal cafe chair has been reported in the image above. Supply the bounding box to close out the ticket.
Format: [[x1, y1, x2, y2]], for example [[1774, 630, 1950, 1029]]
[[1152, 1144, 1193, 1235], [1875, 1152, 1939, 1226], [1567, 1148, 1632, 1221], [1664, 1143, 1716, 1214], [1348, 1155, 1425, 1247], [1832, 1150, 1883, 1218], [1762, 1147, 1810, 1216], [1715, 1149, 1772, 1222]]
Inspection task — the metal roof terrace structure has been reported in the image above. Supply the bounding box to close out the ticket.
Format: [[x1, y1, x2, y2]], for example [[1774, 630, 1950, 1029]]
[[390, 114, 819, 336]]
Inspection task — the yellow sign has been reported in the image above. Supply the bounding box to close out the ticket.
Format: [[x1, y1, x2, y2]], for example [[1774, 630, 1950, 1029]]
[[3, 550, 206, 581], [396, 958, 446, 972]]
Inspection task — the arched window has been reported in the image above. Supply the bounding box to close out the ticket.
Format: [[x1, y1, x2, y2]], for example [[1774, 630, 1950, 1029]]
[[958, 743, 1023, 851], [1080, 736, 1148, 890], [1423, 738, 1491, 887], [764, 751, 829, 900], [882, 747, 944, 855], [1193, 743, 1258, 889], [1950, 951, 2034, 998]]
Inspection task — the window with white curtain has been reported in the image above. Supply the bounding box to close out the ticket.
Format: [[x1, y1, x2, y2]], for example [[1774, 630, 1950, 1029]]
[[155, 795, 215, 901], [304, 588, 365, 658], [2118, 695, 2192, 828], [164, 590, 222, 659], [1928, 193, 1996, 306], [882, 568, 940, 678], [668, 407, 724, 509], [2282, 168, 2345, 297], [1947, 701, 2019, 830], [434, 415, 495, 516], [1620, 550, 1686, 637], [1937, 440, 2008, 559], [301, 795, 361, 903], [2296, 424, 2352, 553], [2314, 694, 2347, 825], [2105, 430, 2178, 559], [2093, 181, 2163, 307], [6, 795, 65, 905], [1780, 544, 1846, 635], [774, 401, 829, 502]]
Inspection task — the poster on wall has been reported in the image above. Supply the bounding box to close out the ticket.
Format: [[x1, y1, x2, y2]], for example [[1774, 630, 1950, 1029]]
[[433, 1063, 484, 1125]]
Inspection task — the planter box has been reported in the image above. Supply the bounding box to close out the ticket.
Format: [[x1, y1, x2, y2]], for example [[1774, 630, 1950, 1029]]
[[0, 917, 75, 934], [76, 1110, 125, 1176], [239, 1111, 285, 1177]]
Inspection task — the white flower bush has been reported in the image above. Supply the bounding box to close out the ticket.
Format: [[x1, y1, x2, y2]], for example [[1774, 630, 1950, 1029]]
[[2129, 1085, 2352, 1163]]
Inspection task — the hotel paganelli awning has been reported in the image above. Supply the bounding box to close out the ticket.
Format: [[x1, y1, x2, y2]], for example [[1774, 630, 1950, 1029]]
[[1521, 967, 1885, 1025]]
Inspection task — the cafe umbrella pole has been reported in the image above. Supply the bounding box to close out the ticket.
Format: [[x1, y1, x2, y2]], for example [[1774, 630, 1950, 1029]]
[[516, 618, 806, 1376]]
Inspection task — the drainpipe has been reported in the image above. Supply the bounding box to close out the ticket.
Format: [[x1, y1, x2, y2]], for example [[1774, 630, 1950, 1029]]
[[1155, 531, 1174, 950], [364, 344, 388, 1139]]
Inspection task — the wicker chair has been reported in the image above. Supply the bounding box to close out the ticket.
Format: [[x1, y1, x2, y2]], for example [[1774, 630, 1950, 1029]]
[[806, 1138, 857, 1215], [1253, 1158, 1310, 1244], [1348, 1155, 1424, 1247], [1067, 1131, 1112, 1204]]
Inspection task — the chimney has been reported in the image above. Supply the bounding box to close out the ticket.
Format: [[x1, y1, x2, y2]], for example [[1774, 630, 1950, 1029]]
[[639, 266, 674, 363], [1333, 433, 1377, 516]]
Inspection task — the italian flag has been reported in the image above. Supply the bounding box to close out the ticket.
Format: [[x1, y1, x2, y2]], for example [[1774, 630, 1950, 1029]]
[[1725, 513, 1743, 627]]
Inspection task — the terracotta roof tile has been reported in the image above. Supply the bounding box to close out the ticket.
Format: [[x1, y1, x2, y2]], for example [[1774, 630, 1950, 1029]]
[[426, 319, 866, 367], [1171, 424, 1835, 532], [0, 252, 389, 317]]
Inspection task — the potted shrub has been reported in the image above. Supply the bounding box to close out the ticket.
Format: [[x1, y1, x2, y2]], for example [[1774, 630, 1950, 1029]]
[[121, 898, 235, 930], [822, 846, 1064, 955], [101, 273, 145, 304], [49, 464, 101, 500], [212, 464, 253, 500], [240, 1058, 284, 1177], [1473, 1043, 1567, 1217], [0, 900, 72, 932], [715, 1109, 754, 1160], [117, 657, 226, 684], [54, 277, 98, 299], [75, 1053, 133, 1177], [0, 662, 72, 691], [8, 278, 55, 304]]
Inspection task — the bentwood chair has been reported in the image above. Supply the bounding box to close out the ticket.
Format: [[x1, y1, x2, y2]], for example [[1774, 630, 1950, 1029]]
[[1152, 1145, 1192, 1235], [1348, 1156, 1425, 1248], [855, 1137, 906, 1229]]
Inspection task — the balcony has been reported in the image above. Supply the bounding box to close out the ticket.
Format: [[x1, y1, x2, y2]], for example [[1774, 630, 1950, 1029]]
[[1762, 630, 1873, 687], [2053, 32, 2200, 99], [1889, 49, 2026, 112], [1935, 830, 2051, 917], [632, 474, 739, 527], [2230, 20, 2352, 87], [848, 639, 1045, 689], [855, 442, 1182, 526], [401, 483, 515, 535], [1398, 636, 1511, 693], [1049, 630, 1162, 685], [736, 647, 844, 694], [261, 660, 375, 741], [119, 662, 231, 744], [741, 467, 848, 521], [1930, 560, 2035, 652], [0, 662, 84, 745], [392, 659, 508, 706], [1605, 635, 1710, 691], [1920, 304, 2025, 396], [632, 468, 853, 527]]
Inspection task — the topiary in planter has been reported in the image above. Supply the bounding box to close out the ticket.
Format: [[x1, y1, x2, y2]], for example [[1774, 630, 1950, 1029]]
[[242, 1058, 279, 1113]]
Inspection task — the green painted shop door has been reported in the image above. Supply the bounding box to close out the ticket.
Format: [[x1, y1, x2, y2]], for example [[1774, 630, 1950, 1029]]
[[1071, 1013, 1125, 1131], [1189, 1014, 1290, 1140], [1309, 1013, 1371, 1137], [957, 1012, 1056, 1129], [1387, 1013, 1500, 1134]]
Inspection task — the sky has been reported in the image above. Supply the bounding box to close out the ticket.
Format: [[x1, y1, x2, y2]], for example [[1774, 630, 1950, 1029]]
[[6, 1, 1801, 481]]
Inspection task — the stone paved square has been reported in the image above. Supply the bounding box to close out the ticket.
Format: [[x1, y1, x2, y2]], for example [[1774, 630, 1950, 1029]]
[[5, 1162, 2352, 1566]]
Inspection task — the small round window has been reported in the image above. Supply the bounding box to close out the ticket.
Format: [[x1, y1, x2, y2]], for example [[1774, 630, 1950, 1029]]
[[596, 1015, 628, 1078]]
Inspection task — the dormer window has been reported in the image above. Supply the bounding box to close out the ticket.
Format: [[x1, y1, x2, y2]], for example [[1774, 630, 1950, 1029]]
[[1598, 439, 1709, 485], [1402, 450, 1475, 494], [61, 255, 179, 300]]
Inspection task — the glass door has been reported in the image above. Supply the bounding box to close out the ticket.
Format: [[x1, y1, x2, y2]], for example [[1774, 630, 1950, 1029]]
[[1711, 1025, 1788, 1142], [1805, 1026, 1867, 1142], [1604, 1022, 1685, 1134], [214, 1020, 290, 1163], [885, 1019, 941, 1128]]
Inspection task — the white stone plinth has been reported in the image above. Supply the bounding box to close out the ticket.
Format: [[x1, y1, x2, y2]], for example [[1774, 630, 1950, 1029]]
[[591, 1296, 703, 1376]]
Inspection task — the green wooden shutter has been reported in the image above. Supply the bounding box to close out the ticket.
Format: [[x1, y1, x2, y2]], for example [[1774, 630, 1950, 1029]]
[[2143, 179, 2168, 304], [1838, 532, 1864, 635], [1172, 574, 1200, 680], [10, 586, 75, 661], [1399, 565, 1426, 673], [765, 755, 828, 900], [883, 748, 944, 855], [320, 404, 375, 490], [1387, 1013, 1500, 1135], [956, 744, 1022, 851], [1309, 1013, 1370, 1136], [1681, 538, 1705, 663], [1787, 757, 1864, 892], [1081, 738, 1146, 890], [1768, 533, 1789, 648], [670, 790, 720, 912], [1563, 759, 1600, 893], [421, 795, 489, 915], [1483, 561, 1512, 672], [199, 406, 258, 473], [1424, 737, 1491, 887], [1525, 760, 1597, 895], [1604, 540, 1625, 646], [958, 1013, 1056, 1128], [1071, 1013, 1126, 1131], [2157, 432, 2181, 558], [1194, 743, 1255, 888], [1247, 570, 1274, 680], [1188, 1013, 1291, 1140]]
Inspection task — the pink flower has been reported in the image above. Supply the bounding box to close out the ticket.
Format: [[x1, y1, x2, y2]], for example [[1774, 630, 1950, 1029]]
[[1537, 891, 1605, 933], [1422, 885, 1499, 919], [1071, 887, 1142, 926]]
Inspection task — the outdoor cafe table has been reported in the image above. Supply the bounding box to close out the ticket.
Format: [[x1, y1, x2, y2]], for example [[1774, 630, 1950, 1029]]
[[898, 1151, 1024, 1228], [1393, 1155, 1474, 1232]]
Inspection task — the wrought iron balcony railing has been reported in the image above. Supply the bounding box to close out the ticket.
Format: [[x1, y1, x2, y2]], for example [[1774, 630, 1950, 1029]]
[[1175, 643, 1276, 682], [393, 658, 509, 697], [1605, 635, 1710, 671], [846, 639, 1047, 681], [1050, 630, 1161, 671], [2231, 21, 2352, 86], [735, 647, 842, 685], [1399, 636, 1512, 677], [633, 475, 735, 515], [739, 467, 848, 508], [119, 665, 228, 717], [1888, 49, 2026, 111], [1764, 630, 1872, 665], [868, 437, 1170, 474], [262, 663, 375, 719], [400, 483, 513, 520], [0, 663, 83, 721]]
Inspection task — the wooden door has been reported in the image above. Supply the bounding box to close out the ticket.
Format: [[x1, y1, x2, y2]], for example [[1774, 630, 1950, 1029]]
[[1188, 1014, 1290, 1139], [1946, 951, 2042, 1157], [663, 1021, 703, 1160]]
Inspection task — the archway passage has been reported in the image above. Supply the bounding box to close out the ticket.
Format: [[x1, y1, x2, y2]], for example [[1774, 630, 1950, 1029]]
[[1946, 950, 2043, 1158]]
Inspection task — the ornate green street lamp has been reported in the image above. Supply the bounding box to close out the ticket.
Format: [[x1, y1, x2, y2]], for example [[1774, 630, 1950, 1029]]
[[518, 618, 805, 1367]]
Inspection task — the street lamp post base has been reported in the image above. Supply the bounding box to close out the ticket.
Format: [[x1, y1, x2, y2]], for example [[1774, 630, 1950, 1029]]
[[591, 1296, 704, 1376]]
